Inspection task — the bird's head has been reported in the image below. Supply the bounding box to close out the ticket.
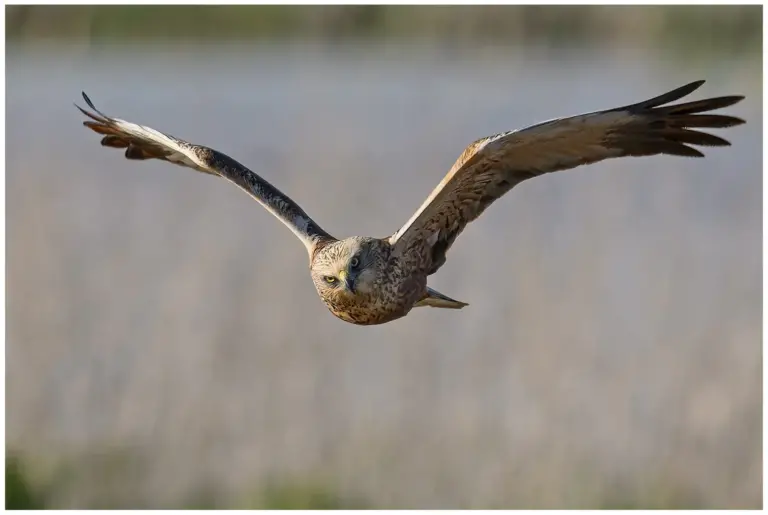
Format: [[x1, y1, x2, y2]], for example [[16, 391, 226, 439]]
[[310, 237, 386, 300]]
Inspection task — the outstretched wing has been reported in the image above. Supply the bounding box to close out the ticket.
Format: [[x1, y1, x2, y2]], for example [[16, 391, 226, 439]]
[[76, 92, 335, 255], [389, 80, 745, 274]]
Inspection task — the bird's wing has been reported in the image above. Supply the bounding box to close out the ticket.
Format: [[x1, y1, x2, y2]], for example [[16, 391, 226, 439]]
[[389, 80, 745, 274], [76, 92, 335, 255]]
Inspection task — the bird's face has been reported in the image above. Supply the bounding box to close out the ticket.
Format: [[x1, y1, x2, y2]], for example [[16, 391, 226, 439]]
[[311, 237, 383, 300]]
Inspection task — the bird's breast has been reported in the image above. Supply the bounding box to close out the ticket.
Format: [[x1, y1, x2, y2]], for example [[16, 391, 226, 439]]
[[320, 274, 426, 325]]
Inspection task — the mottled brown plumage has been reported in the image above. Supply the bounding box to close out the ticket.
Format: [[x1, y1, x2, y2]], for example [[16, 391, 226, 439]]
[[76, 80, 744, 325]]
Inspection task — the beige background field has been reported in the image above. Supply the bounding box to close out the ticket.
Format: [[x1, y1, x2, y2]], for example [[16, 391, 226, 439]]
[[6, 5, 761, 509]]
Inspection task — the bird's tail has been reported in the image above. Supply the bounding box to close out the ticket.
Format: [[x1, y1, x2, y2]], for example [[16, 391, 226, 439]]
[[415, 287, 469, 310]]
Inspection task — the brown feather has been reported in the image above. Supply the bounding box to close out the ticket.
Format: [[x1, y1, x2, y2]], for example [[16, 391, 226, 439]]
[[100, 135, 130, 148], [84, 121, 116, 135], [659, 128, 731, 147], [658, 96, 745, 115], [125, 144, 151, 160], [390, 80, 745, 276], [668, 114, 745, 128]]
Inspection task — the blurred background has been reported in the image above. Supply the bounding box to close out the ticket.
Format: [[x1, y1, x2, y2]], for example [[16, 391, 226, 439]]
[[6, 5, 762, 509]]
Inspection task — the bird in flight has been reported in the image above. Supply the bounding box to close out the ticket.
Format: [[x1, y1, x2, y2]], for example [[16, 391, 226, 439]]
[[77, 80, 744, 325]]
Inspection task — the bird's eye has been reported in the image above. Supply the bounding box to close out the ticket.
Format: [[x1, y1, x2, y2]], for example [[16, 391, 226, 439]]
[[350, 256, 360, 269], [324, 276, 337, 284]]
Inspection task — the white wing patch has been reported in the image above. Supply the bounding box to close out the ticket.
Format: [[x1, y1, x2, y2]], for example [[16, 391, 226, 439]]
[[110, 118, 209, 170]]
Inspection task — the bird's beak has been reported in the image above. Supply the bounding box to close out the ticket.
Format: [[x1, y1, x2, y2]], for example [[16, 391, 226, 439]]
[[338, 270, 355, 293]]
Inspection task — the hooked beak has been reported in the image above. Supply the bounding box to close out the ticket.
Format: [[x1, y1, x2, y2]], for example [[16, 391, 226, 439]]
[[338, 270, 355, 293]]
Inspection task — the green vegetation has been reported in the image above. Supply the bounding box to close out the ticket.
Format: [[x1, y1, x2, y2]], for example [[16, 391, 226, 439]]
[[6, 455, 45, 510], [598, 484, 704, 510], [5, 449, 718, 509], [247, 481, 368, 509], [6, 5, 761, 55], [6, 450, 365, 510]]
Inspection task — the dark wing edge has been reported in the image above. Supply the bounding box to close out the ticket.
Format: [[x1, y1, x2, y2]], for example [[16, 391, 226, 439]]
[[389, 80, 746, 274], [76, 92, 335, 255]]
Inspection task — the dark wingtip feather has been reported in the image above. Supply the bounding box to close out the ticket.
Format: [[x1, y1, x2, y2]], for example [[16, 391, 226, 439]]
[[659, 80, 707, 100], [76, 104, 107, 124], [666, 95, 746, 115], [82, 91, 97, 111], [729, 116, 746, 127], [100, 135, 129, 148], [665, 128, 733, 147], [673, 80, 706, 98], [617, 81, 745, 159], [658, 141, 705, 158], [627, 80, 707, 111], [677, 146, 705, 158], [675, 114, 746, 128], [125, 145, 145, 160], [76, 91, 111, 123]]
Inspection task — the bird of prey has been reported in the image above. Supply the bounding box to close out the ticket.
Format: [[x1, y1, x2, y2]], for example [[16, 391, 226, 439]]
[[77, 80, 745, 325]]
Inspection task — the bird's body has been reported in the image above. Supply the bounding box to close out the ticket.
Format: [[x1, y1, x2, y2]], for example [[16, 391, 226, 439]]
[[76, 80, 745, 325], [311, 236, 456, 325], [312, 238, 411, 325]]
